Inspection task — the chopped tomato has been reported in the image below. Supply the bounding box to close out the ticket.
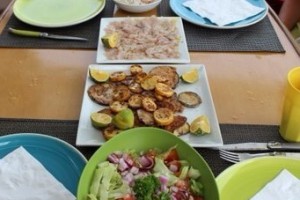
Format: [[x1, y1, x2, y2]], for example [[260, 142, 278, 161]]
[[175, 179, 190, 190], [163, 147, 179, 163], [118, 194, 135, 200], [167, 160, 181, 175], [192, 195, 204, 200], [173, 191, 188, 200]]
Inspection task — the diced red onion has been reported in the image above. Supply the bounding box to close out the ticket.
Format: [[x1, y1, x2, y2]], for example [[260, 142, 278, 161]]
[[123, 172, 135, 186], [118, 157, 129, 171], [169, 164, 178, 172], [170, 186, 179, 192], [123, 153, 134, 167], [138, 155, 154, 169], [130, 166, 139, 175], [107, 153, 120, 164]]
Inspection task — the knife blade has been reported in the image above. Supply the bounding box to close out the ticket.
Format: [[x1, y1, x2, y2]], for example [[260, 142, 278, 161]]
[[272, 152, 300, 159], [215, 141, 300, 151], [8, 27, 88, 41]]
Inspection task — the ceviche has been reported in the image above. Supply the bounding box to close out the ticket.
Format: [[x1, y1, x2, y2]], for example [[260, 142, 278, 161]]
[[87, 147, 205, 200]]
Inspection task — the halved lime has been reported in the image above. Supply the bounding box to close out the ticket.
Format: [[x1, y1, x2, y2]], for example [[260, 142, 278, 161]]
[[181, 68, 199, 83], [190, 115, 211, 135], [90, 112, 112, 128], [89, 68, 109, 83]]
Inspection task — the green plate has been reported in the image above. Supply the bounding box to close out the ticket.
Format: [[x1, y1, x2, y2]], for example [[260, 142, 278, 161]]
[[13, 0, 105, 28], [77, 127, 219, 200], [216, 157, 300, 200]]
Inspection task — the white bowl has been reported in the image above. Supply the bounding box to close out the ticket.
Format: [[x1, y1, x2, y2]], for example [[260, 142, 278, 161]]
[[113, 0, 162, 13]]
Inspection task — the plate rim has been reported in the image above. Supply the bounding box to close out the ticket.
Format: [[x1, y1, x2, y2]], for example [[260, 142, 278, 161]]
[[76, 64, 223, 147], [0, 133, 87, 162], [216, 156, 300, 199], [0, 133, 87, 194], [169, 0, 268, 29], [96, 16, 190, 64], [12, 0, 105, 28]]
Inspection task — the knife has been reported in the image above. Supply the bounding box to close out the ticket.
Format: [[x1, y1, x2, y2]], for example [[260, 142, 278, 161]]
[[8, 27, 88, 41], [216, 141, 300, 151]]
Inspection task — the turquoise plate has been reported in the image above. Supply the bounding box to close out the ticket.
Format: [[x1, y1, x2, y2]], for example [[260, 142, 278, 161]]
[[170, 0, 268, 29], [216, 156, 300, 200], [0, 133, 87, 195]]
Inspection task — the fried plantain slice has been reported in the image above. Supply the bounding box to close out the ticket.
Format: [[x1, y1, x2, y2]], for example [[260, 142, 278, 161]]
[[137, 109, 155, 126], [113, 85, 131, 102], [178, 91, 202, 108], [88, 83, 115, 105], [142, 97, 157, 112], [110, 71, 127, 82]]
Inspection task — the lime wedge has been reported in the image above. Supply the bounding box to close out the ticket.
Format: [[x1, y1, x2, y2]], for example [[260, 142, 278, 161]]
[[190, 115, 211, 135], [90, 112, 112, 128], [181, 68, 199, 83], [101, 32, 118, 48], [89, 68, 109, 83]]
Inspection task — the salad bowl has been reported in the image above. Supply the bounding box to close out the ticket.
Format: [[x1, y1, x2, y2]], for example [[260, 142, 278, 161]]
[[77, 127, 219, 200], [113, 0, 162, 13]]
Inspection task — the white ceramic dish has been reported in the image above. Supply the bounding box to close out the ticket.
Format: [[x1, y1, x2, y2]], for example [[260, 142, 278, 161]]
[[170, 0, 268, 29], [76, 64, 223, 147], [13, 0, 105, 28], [96, 17, 190, 64], [113, 0, 162, 13]]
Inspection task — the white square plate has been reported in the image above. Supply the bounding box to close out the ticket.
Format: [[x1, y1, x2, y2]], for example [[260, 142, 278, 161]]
[[76, 64, 223, 147], [96, 17, 190, 64]]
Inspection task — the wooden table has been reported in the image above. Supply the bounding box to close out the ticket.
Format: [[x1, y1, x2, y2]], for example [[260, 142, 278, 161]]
[[0, 4, 299, 125]]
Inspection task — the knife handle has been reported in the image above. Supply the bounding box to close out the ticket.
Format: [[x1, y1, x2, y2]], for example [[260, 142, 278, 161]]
[[9, 28, 41, 37], [267, 141, 300, 151]]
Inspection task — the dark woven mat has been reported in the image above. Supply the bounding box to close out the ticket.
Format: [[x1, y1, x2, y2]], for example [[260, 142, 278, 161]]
[[0, 0, 285, 52], [0, 118, 284, 176], [158, 0, 285, 52], [0, 0, 115, 49]]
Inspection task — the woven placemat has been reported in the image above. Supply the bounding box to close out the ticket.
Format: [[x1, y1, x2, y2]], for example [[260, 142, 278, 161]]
[[0, 118, 283, 176], [158, 0, 285, 52], [0, 0, 115, 49]]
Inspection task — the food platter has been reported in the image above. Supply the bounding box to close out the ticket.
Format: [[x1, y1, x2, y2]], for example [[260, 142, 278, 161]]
[[0, 133, 87, 195], [170, 0, 268, 29], [13, 0, 105, 28], [76, 64, 223, 147], [216, 157, 300, 200], [96, 17, 190, 63]]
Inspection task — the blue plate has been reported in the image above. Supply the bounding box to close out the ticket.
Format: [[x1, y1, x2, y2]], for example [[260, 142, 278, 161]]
[[0, 133, 87, 195], [170, 0, 268, 29]]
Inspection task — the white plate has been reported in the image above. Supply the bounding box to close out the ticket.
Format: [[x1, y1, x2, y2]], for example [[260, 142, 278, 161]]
[[13, 0, 105, 28], [76, 64, 223, 147], [170, 0, 268, 29], [96, 17, 190, 63]]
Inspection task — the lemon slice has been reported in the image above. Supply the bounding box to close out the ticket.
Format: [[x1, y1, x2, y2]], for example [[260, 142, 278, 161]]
[[90, 112, 112, 128], [190, 115, 211, 135], [153, 108, 174, 126], [89, 68, 109, 83], [101, 32, 118, 48], [181, 68, 199, 83]]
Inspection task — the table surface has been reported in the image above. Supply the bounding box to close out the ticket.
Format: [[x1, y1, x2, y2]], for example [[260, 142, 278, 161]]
[[0, 3, 300, 126]]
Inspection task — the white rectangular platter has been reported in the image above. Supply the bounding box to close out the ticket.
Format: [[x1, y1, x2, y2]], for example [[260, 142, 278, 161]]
[[76, 64, 223, 147], [96, 17, 190, 64]]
